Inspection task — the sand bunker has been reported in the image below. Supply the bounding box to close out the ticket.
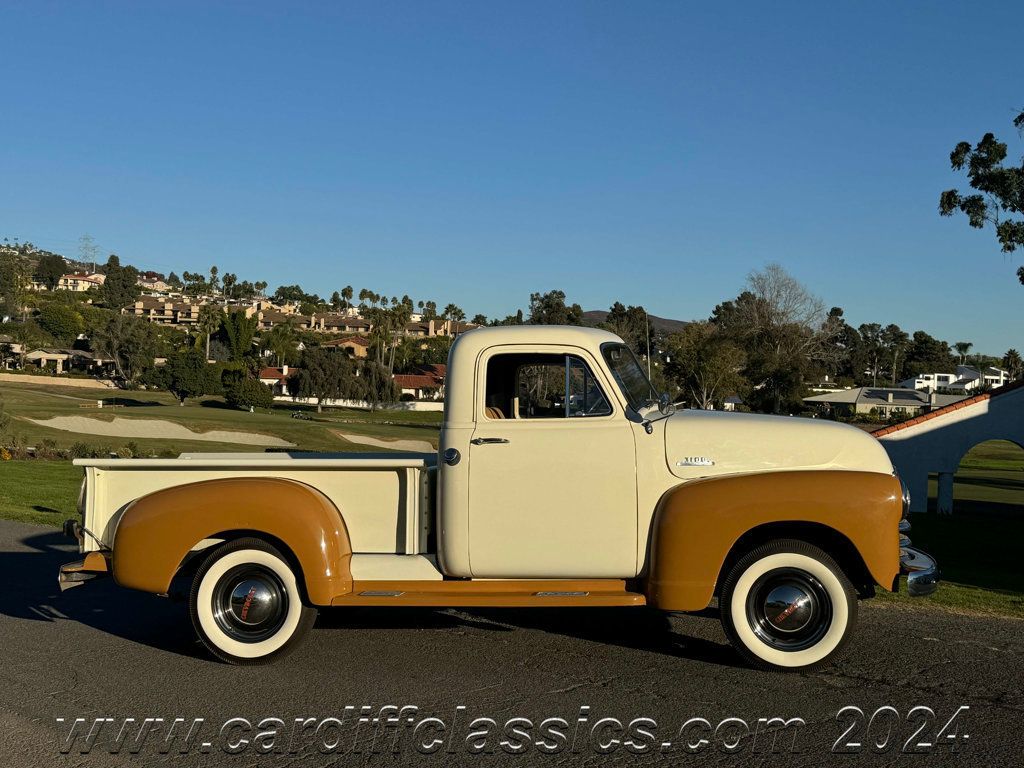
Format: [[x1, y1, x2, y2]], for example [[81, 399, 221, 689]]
[[28, 416, 294, 447], [331, 430, 435, 453]]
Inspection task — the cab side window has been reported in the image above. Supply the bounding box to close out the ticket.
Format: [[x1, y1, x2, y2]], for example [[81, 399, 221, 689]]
[[483, 353, 611, 419]]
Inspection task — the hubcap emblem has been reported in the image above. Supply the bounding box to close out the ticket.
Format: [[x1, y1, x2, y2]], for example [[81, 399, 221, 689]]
[[763, 585, 813, 632], [229, 579, 277, 626]]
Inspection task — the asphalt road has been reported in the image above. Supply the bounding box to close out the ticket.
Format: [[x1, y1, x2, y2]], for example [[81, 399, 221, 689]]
[[0, 518, 1020, 767]]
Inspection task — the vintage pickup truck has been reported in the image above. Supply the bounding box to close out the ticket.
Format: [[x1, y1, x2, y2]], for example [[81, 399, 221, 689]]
[[59, 326, 938, 670]]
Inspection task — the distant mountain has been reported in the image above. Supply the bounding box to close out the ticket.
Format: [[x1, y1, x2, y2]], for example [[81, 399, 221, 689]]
[[582, 310, 691, 335]]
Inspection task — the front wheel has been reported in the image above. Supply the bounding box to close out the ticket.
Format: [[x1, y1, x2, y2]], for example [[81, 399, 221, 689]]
[[189, 538, 317, 664], [720, 539, 857, 671]]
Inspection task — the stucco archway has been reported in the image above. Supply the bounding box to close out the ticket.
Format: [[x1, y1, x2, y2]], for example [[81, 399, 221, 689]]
[[874, 381, 1024, 514], [931, 439, 1024, 516]]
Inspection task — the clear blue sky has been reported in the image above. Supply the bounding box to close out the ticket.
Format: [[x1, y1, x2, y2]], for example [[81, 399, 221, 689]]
[[2, 2, 1021, 353]]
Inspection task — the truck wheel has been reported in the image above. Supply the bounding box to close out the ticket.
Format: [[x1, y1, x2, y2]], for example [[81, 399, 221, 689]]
[[189, 538, 317, 664], [719, 539, 857, 671]]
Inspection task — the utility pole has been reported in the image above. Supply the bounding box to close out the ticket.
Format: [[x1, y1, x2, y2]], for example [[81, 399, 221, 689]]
[[644, 308, 651, 378]]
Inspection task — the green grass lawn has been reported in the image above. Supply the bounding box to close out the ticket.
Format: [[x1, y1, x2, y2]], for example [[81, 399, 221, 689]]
[[0, 380, 441, 456], [876, 511, 1024, 619], [0, 460, 81, 526]]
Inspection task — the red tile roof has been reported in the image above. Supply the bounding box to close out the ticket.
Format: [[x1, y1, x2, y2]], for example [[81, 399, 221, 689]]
[[323, 335, 369, 347], [872, 377, 1024, 437], [393, 374, 442, 389], [393, 364, 446, 390], [258, 367, 289, 381]]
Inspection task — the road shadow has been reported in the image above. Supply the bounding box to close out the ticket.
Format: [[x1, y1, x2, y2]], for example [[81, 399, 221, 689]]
[[5, 529, 741, 669], [315, 605, 743, 669], [0, 529, 202, 660]]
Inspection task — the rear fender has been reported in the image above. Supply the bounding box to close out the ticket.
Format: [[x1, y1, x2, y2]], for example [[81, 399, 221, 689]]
[[112, 477, 353, 605]]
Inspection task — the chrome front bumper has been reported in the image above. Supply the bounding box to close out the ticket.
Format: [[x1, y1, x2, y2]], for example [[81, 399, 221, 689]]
[[898, 520, 939, 597]]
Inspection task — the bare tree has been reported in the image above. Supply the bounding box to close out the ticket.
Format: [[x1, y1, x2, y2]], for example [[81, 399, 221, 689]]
[[713, 264, 841, 412]]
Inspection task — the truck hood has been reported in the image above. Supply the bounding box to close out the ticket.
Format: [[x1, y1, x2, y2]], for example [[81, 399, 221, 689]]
[[663, 409, 894, 480]]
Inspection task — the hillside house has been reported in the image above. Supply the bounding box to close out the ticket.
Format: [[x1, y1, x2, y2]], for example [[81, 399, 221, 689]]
[[803, 387, 967, 419], [899, 365, 1012, 393], [321, 336, 370, 358], [258, 366, 292, 397], [58, 273, 105, 291], [393, 363, 446, 400]]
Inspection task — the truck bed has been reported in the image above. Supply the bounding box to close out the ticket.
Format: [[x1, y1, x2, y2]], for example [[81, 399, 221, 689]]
[[74, 451, 436, 560]]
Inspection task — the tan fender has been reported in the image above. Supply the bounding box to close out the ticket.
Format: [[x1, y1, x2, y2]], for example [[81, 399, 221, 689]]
[[112, 477, 352, 605], [645, 470, 901, 611]]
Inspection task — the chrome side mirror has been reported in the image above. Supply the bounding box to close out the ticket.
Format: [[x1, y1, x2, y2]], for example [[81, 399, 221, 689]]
[[658, 393, 676, 416]]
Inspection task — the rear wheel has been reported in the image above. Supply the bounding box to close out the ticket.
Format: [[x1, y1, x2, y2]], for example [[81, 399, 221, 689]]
[[720, 539, 857, 671], [189, 538, 317, 664]]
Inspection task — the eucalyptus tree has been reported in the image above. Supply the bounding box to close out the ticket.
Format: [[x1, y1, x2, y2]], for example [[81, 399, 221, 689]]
[[939, 108, 1024, 284]]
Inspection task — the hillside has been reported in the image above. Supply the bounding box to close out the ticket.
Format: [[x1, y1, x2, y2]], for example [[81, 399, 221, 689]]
[[581, 309, 691, 335]]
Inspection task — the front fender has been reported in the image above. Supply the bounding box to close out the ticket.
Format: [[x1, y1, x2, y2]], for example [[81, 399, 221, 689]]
[[645, 470, 901, 611], [112, 477, 353, 605]]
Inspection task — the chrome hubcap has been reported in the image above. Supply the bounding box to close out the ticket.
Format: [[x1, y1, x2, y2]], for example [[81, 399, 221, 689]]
[[212, 564, 288, 643], [762, 585, 814, 633], [746, 568, 832, 651]]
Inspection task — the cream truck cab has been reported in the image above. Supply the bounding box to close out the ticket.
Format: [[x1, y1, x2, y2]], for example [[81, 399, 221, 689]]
[[59, 326, 938, 670]]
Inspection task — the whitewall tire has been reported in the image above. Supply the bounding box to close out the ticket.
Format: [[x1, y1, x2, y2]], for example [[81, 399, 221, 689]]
[[189, 538, 317, 664], [720, 539, 857, 671]]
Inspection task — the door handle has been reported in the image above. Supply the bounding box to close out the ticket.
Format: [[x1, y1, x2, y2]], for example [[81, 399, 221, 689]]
[[471, 437, 510, 445]]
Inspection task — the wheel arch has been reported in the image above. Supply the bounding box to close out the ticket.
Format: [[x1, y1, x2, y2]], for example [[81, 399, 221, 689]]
[[716, 521, 875, 599], [111, 477, 353, 605], [173, 529, 312, 601]]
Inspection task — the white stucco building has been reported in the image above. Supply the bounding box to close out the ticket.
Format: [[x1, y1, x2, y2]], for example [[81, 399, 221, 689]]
[[899, 365, 1011, 394]]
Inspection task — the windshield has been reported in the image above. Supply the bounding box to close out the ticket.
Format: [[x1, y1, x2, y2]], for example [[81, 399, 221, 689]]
[[601, 343, 659, 411]]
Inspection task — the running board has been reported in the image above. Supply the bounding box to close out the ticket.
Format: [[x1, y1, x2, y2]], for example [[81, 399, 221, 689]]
[[331, 579, 646, 607]]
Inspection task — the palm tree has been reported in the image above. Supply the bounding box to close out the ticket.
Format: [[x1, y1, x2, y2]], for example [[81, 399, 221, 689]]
[[196, 304, 222, 361], [386, 300, 413, 371], [221, 272, 237, 304], [341, 285, 353, 310], [953, 341, 973, 365], [264, 320, 296, 366], [443, 303, 465, 336], [1003, 349, 1023, 380]]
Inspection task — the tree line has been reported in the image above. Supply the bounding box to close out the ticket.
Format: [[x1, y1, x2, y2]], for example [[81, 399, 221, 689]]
[[3, 240, 1019, 419]]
